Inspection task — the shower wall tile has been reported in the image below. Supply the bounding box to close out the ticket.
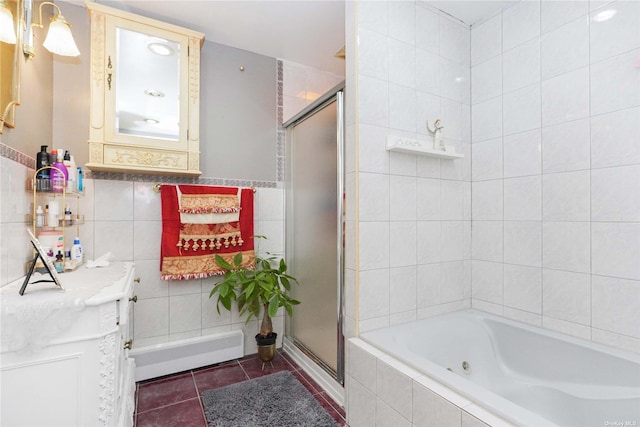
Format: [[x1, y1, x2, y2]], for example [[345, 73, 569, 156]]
[[542, 222, 591, 274], [471, 56, 502, 104], [503, 265, 542, 314], [390, 84, 417, 133], [389, 39, 416, 88], [542, 316, 591, 341], [591, 165, 640, 222], [592, 329, 640, 355], [415, 6, 439, 55], [134, 259, 169, 300], [541, 118, 591, 173], [590, 107, 640, 169], [503, 221, 542, 268], [541, 0, 589, 34], [134, 297, 170, 339], [416, 264, 441, 308], [542, 269, 591, 325], [388, 1, 415, 45], [416, 49, 441, 95], [358, 75, 389, 127], [416, 178, 441, 221], [471, 221, 503, 263], [471, 260, 503, 304], [591, 222, 640, 280], [591, 276, 640, 338], [359, 28, 389, 80], [472, 138, 503, 181], [502, 84, 541, 137], [540, 16, 590, 80], [388, 175, 417, 221], [589, 0, 640, 64], [417, 221, 442, 264], [541, 66, 590, 127], [502, 0, 540, 52], [502, 129, 542, 178], [590, 49, 640, 116], [502, 38, 540, 94], [94, 221, 134, 261], [471, 14, 502, 66], [390, 222, 417, 267], [360, 173, 390, 221], [472, 180, 503, 221], [441, 221, 464, 262], [471, 97, 502, 143], [256, 187, 284, 221], [390, 266, 417, 314], [504, 176, 541, 221], [542, 170, 591, 221]]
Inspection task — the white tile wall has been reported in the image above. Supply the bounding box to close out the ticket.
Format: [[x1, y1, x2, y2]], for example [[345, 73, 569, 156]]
[[470, 0, 640, 353], [352, 1, 472, 334]]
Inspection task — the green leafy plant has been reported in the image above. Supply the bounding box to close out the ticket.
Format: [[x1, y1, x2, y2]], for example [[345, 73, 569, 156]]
[[209, 239, 300, 338]]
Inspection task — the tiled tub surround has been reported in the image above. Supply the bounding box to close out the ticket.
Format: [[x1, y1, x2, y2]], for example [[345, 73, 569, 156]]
[[352, 310, 640, 427], [469, 0, 640, 353], [347, 338, 506, 427]]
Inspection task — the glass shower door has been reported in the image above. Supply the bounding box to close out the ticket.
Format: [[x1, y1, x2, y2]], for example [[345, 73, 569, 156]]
[[286, 92, 343, 380]]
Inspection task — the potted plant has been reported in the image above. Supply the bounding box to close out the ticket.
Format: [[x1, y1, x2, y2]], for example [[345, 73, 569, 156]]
[[210, 240, 300, 365]]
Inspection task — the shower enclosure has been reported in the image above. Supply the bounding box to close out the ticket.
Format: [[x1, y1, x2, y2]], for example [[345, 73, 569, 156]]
[[284, 82, 345, 387]]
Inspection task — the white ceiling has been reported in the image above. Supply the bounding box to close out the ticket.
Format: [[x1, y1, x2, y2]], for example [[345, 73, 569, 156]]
[[87, 0, 518, 75]]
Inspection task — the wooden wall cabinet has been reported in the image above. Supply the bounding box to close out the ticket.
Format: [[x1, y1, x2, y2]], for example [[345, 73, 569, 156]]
[[85, 1, 205, 176]]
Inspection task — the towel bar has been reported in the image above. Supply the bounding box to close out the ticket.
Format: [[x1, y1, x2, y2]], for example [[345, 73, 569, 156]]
[[152, 183, 256, 193]]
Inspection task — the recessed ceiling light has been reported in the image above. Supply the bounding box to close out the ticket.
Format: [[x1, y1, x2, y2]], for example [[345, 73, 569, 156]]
[[592, 9, 616, 22], [147, 42, 174, 56], [144, 89, 165, 98], [144, 118, 159, 124]]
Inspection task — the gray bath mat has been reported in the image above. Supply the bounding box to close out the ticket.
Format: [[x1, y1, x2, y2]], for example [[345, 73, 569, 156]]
[[201, 370, 340, 427]]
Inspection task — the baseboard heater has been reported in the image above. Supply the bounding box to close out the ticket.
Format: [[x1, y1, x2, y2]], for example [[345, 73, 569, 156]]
[[129, 331, 244, 381]]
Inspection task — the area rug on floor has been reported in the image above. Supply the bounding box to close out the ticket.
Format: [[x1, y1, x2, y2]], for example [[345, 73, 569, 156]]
[[201, 370, 340, 427]]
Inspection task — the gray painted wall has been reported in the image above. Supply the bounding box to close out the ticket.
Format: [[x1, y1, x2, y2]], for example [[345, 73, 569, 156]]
[[200, 42, 277, 181]]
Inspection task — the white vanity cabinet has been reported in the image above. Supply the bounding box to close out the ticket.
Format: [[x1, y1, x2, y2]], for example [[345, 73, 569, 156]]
[[0, 263, 137, 427], [85, 1, 205, 176]]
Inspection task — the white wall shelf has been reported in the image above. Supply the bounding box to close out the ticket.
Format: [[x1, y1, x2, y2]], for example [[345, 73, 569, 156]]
[[386, 135, 463, 159]]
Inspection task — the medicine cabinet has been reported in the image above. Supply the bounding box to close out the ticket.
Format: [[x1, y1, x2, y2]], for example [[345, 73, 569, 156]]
[[85, 1, 205, 176]]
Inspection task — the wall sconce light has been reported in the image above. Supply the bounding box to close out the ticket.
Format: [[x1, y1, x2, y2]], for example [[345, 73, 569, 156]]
[[0, 0, 17, 44], [23, 0, 80, 58]]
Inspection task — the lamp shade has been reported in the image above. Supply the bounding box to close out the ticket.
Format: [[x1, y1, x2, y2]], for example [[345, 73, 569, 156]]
[[43, 16, 80, 57], [0, 2, 16, 45]]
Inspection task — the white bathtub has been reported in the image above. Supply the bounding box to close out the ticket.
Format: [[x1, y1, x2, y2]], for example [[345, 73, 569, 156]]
[[359, 309, 640, 427]]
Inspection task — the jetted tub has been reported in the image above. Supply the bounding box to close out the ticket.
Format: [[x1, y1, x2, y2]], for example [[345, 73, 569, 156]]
[[360, 310, 640, 427]]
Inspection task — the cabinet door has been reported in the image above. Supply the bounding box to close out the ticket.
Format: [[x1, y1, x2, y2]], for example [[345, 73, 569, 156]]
[[86, 1, 204, 176]]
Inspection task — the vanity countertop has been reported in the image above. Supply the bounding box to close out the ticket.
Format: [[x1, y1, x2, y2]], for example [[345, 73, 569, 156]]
[[1, 262, 135, 353]]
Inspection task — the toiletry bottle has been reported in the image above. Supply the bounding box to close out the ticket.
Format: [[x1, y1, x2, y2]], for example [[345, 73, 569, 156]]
[[64, 206, 72, 226], [48, 200, 59, 227], [76, 167, 83, 192], [71, 237, 83, 264], [36, 146, 50, 190], [63, 151, 76, 192], [36, 205, 44, 227], [50, 150, 67, 193], [55, 251, 64, 273], [44, 205, 49, 226]]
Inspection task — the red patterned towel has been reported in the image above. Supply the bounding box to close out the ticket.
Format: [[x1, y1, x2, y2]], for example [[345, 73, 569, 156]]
[[160, 185, 255, 280]]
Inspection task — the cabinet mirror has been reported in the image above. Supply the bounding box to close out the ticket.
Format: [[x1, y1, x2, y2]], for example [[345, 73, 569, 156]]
[[86, 1, 204, 176]]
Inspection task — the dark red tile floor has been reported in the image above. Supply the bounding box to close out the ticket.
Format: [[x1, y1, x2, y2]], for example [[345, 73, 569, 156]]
[[134, 350, 347, 427]]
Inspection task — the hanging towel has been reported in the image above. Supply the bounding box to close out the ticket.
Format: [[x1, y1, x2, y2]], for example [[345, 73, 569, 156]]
[[160, 185, 255, 280]]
